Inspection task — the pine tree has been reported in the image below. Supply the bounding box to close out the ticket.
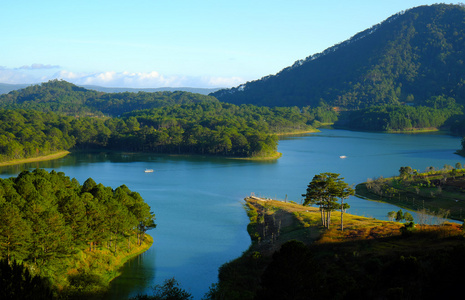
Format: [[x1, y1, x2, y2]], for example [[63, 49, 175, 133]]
[[0, 202, 31, 263]]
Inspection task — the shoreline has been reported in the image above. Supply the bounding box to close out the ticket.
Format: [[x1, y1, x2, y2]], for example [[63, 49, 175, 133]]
[[228, 152, 283, 161], [333, 124, 444, 134], [275, 129, 320, 136], [385, 127, 440, 133], [0, 151, 70, 167], [104, 235, 154, 286], [355, 168, 465, 221]]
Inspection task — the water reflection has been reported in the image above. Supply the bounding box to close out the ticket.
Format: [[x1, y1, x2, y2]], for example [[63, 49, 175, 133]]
[[107, 242, 157, 299]]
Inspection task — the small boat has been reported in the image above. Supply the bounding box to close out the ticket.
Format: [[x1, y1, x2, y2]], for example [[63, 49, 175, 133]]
[[339, 155, 347, 159], [144, 169, 154, 173]]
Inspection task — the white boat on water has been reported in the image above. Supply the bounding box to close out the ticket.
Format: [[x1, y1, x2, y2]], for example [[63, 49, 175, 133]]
[[144, 169, 154, 173], [339, 155, 347, 159]]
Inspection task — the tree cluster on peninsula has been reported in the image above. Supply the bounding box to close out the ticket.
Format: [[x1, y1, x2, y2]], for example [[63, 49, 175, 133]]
[[0, 169, 155, 296]]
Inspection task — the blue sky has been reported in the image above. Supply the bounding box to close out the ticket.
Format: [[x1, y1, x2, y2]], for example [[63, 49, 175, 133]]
[[1, 1, 459, 88]]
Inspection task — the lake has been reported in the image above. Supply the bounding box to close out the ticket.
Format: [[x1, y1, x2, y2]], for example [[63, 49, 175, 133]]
[[0, 129, 462, 299]]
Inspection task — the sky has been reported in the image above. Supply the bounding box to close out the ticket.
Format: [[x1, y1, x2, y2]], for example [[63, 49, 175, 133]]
[[1, 1, 461, 88]]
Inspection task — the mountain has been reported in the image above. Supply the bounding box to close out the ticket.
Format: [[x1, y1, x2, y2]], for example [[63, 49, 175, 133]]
[[0, 82, 220, 95], [0, 80, 219, 116], [80, 85, 221, 95], [211, 4, 465, 109], [0, 83, 32, 94]]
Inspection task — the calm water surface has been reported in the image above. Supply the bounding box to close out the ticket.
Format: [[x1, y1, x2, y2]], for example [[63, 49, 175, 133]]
[[0, 129, 462, 299]]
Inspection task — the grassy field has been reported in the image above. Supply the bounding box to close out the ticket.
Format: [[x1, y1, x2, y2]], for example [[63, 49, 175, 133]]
[[244, 197, 404, 250], [212, 197, 464, 299]]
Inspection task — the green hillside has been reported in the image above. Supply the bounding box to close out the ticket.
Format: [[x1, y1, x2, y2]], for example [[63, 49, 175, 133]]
[[0, 80, 218, 116], [212, 4, 465, 110]]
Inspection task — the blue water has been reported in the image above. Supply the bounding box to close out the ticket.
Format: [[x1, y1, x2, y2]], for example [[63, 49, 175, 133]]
[[0, 129, 462, 299]]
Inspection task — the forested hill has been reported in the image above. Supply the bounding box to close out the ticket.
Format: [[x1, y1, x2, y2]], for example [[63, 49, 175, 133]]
[[0, 82, 220, 96], [212, 4, 465, 109], [0, 80, 336, 161], [80, 85, 220, 95], [0, 80, 218, 116]]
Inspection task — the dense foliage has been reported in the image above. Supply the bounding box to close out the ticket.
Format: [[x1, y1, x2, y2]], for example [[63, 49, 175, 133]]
[[119, 102, 327, 157], [0, 81, 332, 160], [0, 106, 280, 160], [0, 109, 76, 161], [339, 97, 462, 131], [212, 4, 465, 110], [0, 169, 155, 294]]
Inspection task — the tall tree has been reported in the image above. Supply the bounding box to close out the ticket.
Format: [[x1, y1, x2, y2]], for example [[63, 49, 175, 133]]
[[333, 178, 354, 231], [0, 202, 31, 263], [302, 173, 353, 229]]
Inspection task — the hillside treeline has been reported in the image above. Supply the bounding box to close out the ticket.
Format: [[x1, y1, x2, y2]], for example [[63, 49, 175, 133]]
[[0, 82, 335, 160], [0, 169, 155, 294], [339, 96, 462, 131]]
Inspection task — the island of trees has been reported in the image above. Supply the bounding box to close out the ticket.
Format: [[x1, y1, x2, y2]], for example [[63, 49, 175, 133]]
[[0, 169, 156, 298]]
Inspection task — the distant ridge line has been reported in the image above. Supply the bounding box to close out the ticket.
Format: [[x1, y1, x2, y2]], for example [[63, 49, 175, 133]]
[[0, 82, 222, 95]]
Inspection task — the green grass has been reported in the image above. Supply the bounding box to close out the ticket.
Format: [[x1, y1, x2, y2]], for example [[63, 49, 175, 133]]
[[356, 169, 465, 220]]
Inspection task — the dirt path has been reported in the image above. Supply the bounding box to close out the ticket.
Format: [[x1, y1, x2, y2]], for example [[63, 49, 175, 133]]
[[246, 198, 322, 255]]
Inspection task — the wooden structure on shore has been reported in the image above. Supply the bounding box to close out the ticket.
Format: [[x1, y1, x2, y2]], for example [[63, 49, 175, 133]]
[[246, 195, 268, 201]]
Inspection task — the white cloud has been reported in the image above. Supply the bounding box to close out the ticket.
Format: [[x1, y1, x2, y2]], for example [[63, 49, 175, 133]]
[[0, 66, 246, 88], [206, 76, 245, 87], [55, 70, 182, 88], [55, 70, 83, 79], [0, 68, 36, 84], [56, 70, 244, 88], [18, 64, 60, 70]]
